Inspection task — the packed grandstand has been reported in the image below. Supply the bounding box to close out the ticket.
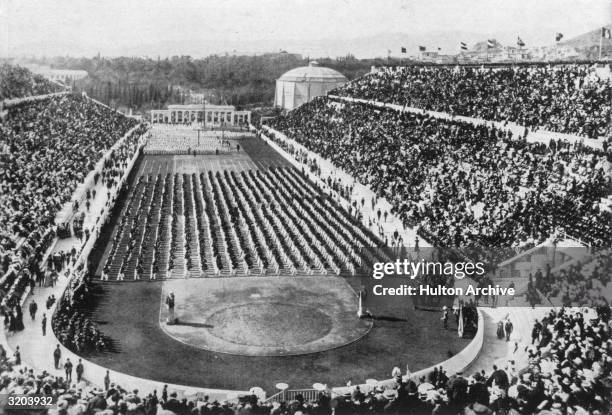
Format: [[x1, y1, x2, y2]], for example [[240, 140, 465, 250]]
[[0, 60, 611, 415]]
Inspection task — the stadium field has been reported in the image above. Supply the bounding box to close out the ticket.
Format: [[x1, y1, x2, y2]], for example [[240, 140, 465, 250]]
[[83, 277, 469, 392], [81, 139, 471, 392]]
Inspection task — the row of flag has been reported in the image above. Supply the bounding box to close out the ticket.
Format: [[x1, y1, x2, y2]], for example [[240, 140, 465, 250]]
[[396, 27, 611, 54]]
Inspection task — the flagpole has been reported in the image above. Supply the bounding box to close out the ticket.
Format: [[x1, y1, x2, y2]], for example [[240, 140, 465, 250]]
[[599, 31, 603, 61]]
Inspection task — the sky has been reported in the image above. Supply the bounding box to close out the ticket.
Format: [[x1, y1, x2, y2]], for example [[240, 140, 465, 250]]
[[0, 0, 610, 58]]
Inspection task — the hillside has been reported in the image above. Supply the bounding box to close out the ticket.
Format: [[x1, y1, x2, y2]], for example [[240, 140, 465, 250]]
[[557, 24, 612, 58], [559, 24, 612, 48]]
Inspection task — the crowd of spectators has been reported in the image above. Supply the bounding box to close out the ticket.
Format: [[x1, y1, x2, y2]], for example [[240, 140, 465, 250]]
[[266, 97, 612, 257], [0, 91, 140, 318], [537, 249, 612, 307], [52, 267, 108, 353], [0, 69, 144, 364], [0, 64, 64, 101], [332, 64, 612, 139], [1, 61, 611, 415], [1, 93, 138, 248]]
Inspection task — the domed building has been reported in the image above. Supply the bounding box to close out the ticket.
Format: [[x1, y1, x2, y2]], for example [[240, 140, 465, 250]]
[[274, 62, 347, 110]]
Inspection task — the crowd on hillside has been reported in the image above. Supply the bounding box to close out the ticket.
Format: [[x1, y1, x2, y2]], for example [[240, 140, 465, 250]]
[[266, 98, 612, 255], [332, 64, 612, 139], [0, 64, 64, 101]]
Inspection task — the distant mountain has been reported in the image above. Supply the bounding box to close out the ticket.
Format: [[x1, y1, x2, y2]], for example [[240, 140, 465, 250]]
[[101, 31, 492, 59], [553, 24, 612, 58], [558, 24, 612, 49], [6, 26, 611, 60], [3, 30, 516, 59]]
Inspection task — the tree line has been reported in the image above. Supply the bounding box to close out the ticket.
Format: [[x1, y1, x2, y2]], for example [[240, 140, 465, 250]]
[[25, 54, 386, 113]]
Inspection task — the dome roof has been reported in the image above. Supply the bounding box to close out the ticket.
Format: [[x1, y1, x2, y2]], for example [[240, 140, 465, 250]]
[[278, 64, 347, 83]]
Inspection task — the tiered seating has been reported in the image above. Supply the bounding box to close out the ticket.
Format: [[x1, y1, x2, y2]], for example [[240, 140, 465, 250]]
[[0, 267, 31, 309], [332, 64, 612, 138], [0, 63, 63, 100], [1, 87, 139, 313], [266, 97, 612, 254], [98, 165, 389, 279], [1, 94, 138, 250], [539, 249, 611, 306]]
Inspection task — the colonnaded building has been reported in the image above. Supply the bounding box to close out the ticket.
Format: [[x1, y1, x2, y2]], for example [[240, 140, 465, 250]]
[[274, 62, 347, 111], [150, 103, 251, 125]]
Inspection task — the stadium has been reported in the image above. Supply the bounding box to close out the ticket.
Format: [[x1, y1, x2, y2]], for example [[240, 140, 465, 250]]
[[1, 1, 612, 414]]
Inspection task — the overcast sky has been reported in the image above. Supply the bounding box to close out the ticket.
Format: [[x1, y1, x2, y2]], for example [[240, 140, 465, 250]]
[[1, 0, 610, 58]]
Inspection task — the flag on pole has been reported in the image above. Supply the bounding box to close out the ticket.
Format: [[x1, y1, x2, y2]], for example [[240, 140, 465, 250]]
[[401, 47, 407, 53], [517, 36, 525, 47], [437, 47, 441, 51], [460, 42, 468, 50], [457, 306, 464, 338], [418, 46, 426, 51], [387, 49, 392, 55], [487, 39, 495, 49], [602, 27, 612, 39], [555, 32, 564, 42]]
